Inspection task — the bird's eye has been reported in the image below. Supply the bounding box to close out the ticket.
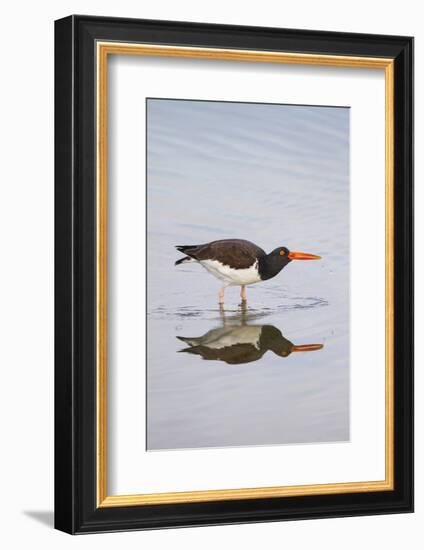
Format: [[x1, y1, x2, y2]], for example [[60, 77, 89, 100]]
[[280, 250, 285, 256]]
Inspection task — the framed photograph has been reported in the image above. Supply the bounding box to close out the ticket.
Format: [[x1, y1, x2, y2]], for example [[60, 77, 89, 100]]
[[54, 15, 413, 533]]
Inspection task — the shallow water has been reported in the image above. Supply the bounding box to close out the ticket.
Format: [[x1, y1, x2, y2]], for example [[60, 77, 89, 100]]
[[146, 99, 349, 450]]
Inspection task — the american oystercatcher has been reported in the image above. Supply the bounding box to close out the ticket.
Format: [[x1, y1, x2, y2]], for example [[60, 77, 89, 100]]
[[177, 324, 323, 365], [175, 239, 321, 304]]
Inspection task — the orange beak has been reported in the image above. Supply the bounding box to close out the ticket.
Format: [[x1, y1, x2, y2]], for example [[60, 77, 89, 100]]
[[287, 251, 321, 261], [291, 343, 324, 353]]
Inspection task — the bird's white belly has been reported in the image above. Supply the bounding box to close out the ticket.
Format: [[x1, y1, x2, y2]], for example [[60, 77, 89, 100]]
[[199, 259, 261, 286]]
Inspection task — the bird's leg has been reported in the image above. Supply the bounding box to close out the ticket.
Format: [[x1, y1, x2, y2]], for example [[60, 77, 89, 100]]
[[218, 287, 225, 305], [240, 300, 248, 325], [240, 285, 247, 302], [219, 303, 226, 325]]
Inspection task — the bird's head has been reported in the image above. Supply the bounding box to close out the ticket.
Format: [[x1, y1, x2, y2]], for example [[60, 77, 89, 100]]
[[261, 325, 324, 357], [259, 246, 321, 280], [267, 246, 321, 269], [274, 246, 321, 262]]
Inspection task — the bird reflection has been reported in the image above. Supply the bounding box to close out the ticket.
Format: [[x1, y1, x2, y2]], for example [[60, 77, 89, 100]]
[[177, 305, 323, 365]]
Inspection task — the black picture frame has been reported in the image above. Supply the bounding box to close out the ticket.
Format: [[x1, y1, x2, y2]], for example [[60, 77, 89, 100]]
[[55, 15, 413, 534]]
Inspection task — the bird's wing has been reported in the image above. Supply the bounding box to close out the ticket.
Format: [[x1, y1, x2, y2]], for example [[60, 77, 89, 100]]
[[183, 239, 265, 269]]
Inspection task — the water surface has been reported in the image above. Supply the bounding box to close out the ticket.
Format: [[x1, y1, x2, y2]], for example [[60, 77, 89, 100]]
[[147, 99, 349, 450]]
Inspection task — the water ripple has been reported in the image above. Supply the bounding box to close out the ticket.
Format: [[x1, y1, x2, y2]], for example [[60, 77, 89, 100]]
[[148, 295, 328, 322]]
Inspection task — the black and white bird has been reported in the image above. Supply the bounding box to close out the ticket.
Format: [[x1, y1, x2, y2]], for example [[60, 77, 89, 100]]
[[175, 238, 321, 304], [177, 324, 323, 365]]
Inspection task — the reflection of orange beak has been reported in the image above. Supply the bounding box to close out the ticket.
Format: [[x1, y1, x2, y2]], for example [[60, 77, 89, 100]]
[[291, 343, 324, 353], [288, 251, 321, 260]]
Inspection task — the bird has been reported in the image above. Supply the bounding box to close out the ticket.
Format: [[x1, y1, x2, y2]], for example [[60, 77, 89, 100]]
[[177, 324, 323, 365], [175, 238, 321, 304]]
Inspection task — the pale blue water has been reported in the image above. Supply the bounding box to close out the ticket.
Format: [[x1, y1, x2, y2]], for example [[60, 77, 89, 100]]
[[147, 99, 349, 450]]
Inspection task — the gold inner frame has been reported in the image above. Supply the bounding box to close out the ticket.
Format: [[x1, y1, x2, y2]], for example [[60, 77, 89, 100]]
[[96, 42, 395, 508]]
